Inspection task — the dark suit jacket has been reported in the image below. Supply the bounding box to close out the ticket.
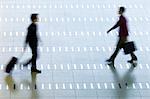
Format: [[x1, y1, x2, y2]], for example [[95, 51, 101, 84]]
[[26, 23, 38, 46]]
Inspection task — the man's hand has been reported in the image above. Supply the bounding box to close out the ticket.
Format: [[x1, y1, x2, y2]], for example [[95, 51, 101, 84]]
[[107, 29, 111, 34]]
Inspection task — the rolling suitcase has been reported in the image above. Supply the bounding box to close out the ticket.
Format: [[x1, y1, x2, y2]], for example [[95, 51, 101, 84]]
[[123, 41, 137, 55], [5, 57, 18, 73], [5, 52, 24, 73]]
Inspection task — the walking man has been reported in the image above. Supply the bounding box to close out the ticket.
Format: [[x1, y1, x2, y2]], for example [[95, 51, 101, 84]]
[[106, 7, 137, 66], [23, 14, 41, 73]]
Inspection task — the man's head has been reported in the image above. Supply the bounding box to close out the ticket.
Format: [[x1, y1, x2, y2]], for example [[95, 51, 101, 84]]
[[31, 13, 38, 23], [118, 7, 125, 15]]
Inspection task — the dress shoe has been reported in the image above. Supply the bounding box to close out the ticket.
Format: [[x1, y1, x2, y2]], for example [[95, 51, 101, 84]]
[[31, 68, 41, 73], [127, 58, 137, 63]]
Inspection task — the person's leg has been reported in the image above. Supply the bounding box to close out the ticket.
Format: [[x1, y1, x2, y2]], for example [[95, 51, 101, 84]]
[[128, 52, 137, 63], [23, 58, 32, 66], [107, 38, 122, 62], [131, 53, 137, 60], [30, 42, 41, 73], [31, 46, 37, 69]]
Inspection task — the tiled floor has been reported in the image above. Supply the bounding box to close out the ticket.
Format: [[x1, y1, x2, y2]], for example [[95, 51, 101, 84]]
[[0, 0, 150, 99]]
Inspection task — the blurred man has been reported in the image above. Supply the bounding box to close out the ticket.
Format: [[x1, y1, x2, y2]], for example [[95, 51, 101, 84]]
[[106, 7, 137, 66], [23, 14, 41, 73]]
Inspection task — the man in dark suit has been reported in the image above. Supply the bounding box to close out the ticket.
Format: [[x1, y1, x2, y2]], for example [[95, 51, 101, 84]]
[[23, 14, 41, 73], [106, 7, 137, 66]]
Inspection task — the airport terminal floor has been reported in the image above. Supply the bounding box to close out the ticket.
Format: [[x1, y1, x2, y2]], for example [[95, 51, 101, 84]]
[[0, 0, 150, 99]]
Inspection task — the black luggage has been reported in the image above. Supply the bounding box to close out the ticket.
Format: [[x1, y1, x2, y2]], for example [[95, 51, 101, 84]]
[[123, 41, 137, 55], [5, 57, 18, 73]]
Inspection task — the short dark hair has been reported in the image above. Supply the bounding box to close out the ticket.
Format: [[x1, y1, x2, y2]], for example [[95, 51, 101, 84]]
[[120, 7, 125, 13], [31, 13, 38, 21]]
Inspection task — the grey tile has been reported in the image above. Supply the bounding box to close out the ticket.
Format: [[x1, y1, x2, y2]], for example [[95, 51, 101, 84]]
[[98, 97, 111, 99], [54, 90, 76, 97], [141, 97, 150, 99], [139, 90, 150, 97], [73, 70, 95, 82], [55, 96, 76, 99], [76, 90, 97, 97], [53, 71, 73, 82], [77, 96, 97, 99]]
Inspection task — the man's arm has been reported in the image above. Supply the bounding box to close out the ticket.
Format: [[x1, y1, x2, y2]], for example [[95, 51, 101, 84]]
[[107, 19, 121, 33], [24, 28, 30, 52], [23, 36, 28, 51]]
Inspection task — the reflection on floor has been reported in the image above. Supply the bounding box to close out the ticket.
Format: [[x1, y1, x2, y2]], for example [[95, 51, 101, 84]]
[[0, 0, 150, 99]]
